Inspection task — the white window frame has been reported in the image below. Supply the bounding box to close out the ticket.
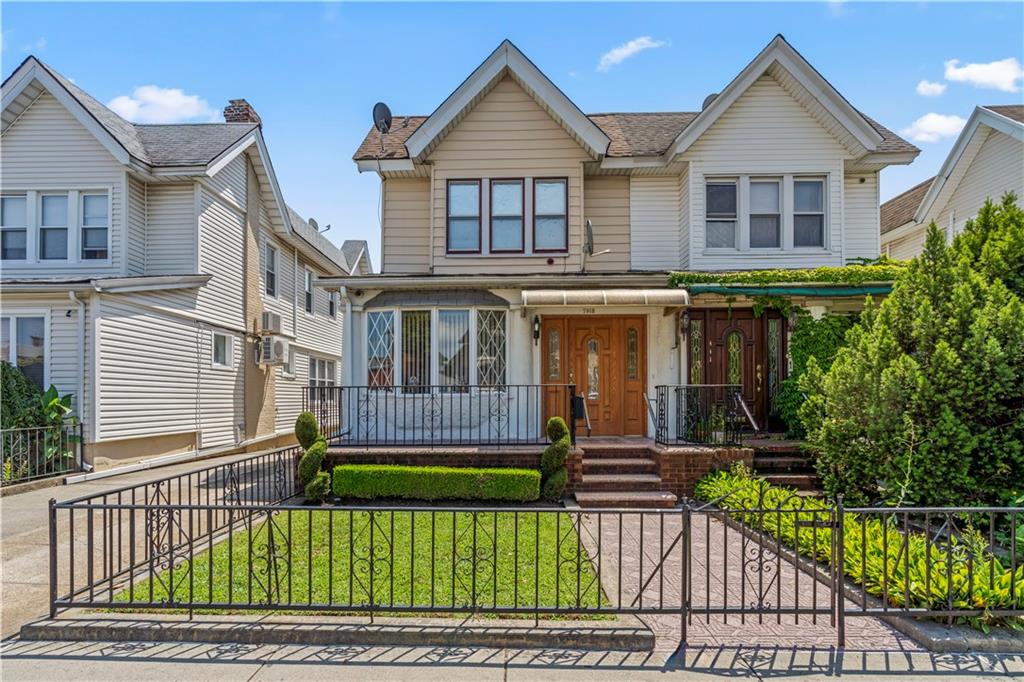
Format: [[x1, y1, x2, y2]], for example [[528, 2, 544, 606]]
[[748, 178, 783, 250], [308, 356, 336, 387], [792, 176, 828, 249], [704, 179, 739, 250], [80, 191, 111, 262], [265, 241, 278, 298], [1, 310, 50, 389], [1, 193, 29, 262], [211, 331, 233, 369], [303, 268, 314, 315], [282, 347, 296, 379], [328, 291, 337, 319], [38, 192, 69, 261]]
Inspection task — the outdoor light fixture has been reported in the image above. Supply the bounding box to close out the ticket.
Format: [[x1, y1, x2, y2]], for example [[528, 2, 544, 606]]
[[532, 315, 541, 345], [680, 310, 690, 333]]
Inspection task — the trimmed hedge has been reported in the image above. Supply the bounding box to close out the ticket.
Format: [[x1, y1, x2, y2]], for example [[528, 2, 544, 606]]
[[332, 464, 540, 502]]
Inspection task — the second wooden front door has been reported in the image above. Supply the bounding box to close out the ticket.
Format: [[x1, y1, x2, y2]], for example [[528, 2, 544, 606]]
[[542, 316, 646, 436]]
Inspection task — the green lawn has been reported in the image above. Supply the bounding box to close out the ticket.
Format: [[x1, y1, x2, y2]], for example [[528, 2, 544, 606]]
[[114, 508, 608, 615]]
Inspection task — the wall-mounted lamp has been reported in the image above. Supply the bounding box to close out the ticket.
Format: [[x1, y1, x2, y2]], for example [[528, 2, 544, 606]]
[[680, 310, 690, 334], [532, 315, 541, 345]]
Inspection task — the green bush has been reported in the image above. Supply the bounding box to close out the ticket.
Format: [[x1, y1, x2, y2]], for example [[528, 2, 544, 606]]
[[332, 464, 540, 502], [539, 416, 571, 501], [304, 471, 331, 503], [695, 466, 1024, 630], [541, 468, 568, 503], [801, 198, 1024, 506], [295, 411, 319, 450], [0, 362, 44, 429], [297, 438, 326, 485], [546, 415, 569, 442]]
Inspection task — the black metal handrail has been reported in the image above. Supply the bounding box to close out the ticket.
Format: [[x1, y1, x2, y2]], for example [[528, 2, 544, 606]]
[[654, 384, 745, 446], [302, 384, 576, 447], [1, 422, 82, 486]]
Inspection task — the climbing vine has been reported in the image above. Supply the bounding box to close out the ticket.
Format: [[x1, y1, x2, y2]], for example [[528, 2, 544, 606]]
[[669, 260, 906, 289]]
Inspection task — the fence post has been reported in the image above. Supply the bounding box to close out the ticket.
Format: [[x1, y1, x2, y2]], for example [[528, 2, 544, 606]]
[[835, 494, 845, 649], [568, 384, 577, 445], [681, 500, 689, 644], [48, 498, 57, 618]]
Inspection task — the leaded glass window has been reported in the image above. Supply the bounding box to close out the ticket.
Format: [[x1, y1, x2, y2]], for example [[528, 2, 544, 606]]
[[626, 327, 638, 380], [767, 318, 780, 415], [477, 309, 506, 388], [547, 328, 561, 380], [726, 331, 742, 386], [366, 311, 394, 388], [586, 338, 599, 400], [689, 319, 703, 384]]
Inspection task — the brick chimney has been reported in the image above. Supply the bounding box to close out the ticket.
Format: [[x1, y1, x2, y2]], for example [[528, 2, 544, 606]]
[[223, 99, 261, 125]]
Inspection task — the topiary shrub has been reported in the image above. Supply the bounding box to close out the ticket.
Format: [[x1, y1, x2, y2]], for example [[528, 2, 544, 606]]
[[295, 411, 319, 450], [297, 437, 326, 486], [540, 416, 571, 502], [304, 471, 331, 503]]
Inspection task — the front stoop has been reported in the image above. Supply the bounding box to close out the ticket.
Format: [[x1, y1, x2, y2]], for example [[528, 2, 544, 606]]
[[748, 437, 821, 492], [574, 441, 677, 508]]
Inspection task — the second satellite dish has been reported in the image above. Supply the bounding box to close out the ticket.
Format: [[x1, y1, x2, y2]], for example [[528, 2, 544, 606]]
[[373, 102, 393, 135]]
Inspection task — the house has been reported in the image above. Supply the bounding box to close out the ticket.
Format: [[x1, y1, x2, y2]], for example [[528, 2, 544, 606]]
[[318, 34, 916, 447], [881, 105, 1023, 259], [0, 56, 370, 470]]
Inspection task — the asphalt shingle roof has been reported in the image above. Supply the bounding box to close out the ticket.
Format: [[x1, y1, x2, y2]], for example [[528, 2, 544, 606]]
[[881, 176, 934, 235], [984, 104, 1024, 124]]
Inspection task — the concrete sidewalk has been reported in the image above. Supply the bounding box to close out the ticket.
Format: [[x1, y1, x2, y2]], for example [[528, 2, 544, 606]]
[[0, 452, 256, 638]]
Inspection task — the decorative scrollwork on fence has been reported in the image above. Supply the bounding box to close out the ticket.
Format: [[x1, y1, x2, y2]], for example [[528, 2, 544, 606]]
[[452, 511, 496, 608], [251, 509, 291, 604], [351, 509, 395, 606]]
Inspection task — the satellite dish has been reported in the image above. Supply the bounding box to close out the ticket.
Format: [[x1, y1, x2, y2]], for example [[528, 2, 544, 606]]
[[308, 217, 319, 230], [584, 219, 595, 256], [373, 102, 393, 135], [701, 93, 719, 111]]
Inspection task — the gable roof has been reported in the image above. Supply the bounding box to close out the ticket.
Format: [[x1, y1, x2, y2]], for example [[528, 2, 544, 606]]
[[881, 177, 934, 235], [353, 36, 915, 166], [913, 105, 1024, 224]]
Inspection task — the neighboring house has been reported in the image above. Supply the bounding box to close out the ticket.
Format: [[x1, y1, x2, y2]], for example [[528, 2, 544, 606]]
[[0, 56, 370, 469], [320, 35, 917, 441], [881, 105, 1024, 259]]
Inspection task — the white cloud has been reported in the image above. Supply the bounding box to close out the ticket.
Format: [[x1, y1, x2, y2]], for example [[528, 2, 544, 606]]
[[900, 113, 967, 143], [916, 80, 947, 97], [944, 57, 1023, 93], [597, 36, 667, 73], [22, 37, 46, 52], [107, 85, 220, 124]]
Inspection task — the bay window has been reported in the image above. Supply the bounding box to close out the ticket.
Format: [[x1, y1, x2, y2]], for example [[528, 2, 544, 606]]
[[705, 181, 738, 248], [1, 315, 46, 389], [1, 195, 27, 261], [794, 179, 826, 247], [447, 180, 481, 253], [365, 308, 507, 391], [39, 194, 68, 260], [81, 193, 109, 260], [490, 179, 524, 252], [749, 180, 781, 248], [533, 178, 567, 252]]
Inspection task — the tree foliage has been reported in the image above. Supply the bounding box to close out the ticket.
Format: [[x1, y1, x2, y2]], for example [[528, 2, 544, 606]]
[[801, 196, 1024, 506], [1, 362, 44, 429]]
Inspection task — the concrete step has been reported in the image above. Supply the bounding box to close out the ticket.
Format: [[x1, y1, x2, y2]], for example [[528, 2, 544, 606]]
[[582, 458, 658, 474], [578, 474, 663, 492], [758, 473, 821, 491], [575, 491, 678, 509]]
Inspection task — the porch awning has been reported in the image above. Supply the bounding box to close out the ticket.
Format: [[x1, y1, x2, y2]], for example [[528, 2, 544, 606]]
[[521, 288, 689, 307]]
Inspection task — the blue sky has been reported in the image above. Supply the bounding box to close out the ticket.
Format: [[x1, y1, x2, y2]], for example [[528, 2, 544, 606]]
[[3, 2, 1023, 264]]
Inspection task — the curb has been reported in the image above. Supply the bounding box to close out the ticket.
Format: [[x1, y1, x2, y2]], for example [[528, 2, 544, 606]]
[[20, 613, 656, 651]]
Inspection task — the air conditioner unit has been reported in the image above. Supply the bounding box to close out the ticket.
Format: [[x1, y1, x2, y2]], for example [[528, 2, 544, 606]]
[[260, 311, 282, 335], [259, 335, 289, 365]]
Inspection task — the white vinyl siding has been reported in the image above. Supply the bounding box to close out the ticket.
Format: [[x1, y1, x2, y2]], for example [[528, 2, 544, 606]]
[[145, 183, 196, 274], [261, 230, 296, 337], [275, 348, 308, 432], [629, 176, 679, 270], [677, 165, 690, 268], [0, 91, 123, 275], [843, 173, 880, 261], [206, 154, 247, 208], [125, 175, 147, 275], [195, 189, 245, 329]]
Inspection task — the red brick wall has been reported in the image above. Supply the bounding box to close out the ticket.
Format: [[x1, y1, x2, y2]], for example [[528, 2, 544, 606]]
[[655, 446, 753, 499]]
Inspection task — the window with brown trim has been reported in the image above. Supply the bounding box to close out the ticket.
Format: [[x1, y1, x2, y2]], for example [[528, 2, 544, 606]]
[[446, 180, 481, 253], [489, 179, 524, 252], [532, 178, 567, 252]]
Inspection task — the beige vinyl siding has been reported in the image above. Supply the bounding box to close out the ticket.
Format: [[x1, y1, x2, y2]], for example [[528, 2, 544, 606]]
[[0, 91, 123, 275], [629, 176, 681, 270], [206, 154, 247, 209], [126, 175, 147, 275], [843, 173, 880, 261], [145, 183, 197, 274], [195, 189, 245, 329], [683, 74, 849, 270], [935, 129, 1024, 236], [426, 77, 590, 274], [582, 176, 630, 272], [678, 165, 690, 268], [381, 177, 431, 273]]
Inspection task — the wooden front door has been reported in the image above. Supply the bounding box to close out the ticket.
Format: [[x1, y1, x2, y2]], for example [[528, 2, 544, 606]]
[[687, 308, 787, 429], [542, 316, 646, 436]]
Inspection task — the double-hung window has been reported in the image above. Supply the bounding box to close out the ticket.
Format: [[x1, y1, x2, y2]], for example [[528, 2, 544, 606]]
[[749, 180, 781, 248], [309, 357, 336, 387], [265, 243, 278, 297], [705, 181, 738, 248], [1, 315, 46, 389], [490, 180, 524, 252], [328, 291, 337, 319], [212, 332, 232, 369], [81, 193, 109, 260], [447, 180, 481, 253], [39, 194, 69, 260], [1, 195, 27, 261], [303, 269, 314, 314], [533, 178, 567, 252], [794, 179, 826, 247]]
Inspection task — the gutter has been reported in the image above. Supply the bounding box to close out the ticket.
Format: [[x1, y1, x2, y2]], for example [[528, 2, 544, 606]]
[[685, 282, 893, 297]]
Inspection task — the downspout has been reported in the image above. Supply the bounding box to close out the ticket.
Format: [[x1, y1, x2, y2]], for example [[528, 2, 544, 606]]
[[68, 291, 92, 472]]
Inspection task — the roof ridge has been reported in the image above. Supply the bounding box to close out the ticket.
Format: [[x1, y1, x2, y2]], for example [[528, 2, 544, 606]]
[[133, 122, 254, 128]]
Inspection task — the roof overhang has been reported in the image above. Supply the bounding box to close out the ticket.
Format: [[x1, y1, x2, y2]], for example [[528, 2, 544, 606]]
[[356, 159, 416, 174], [879, 220, 920, 245], [522, 288, 689, 307], [318, 271, 671, 293], [404, 40, 610, 162], [0, 274, 212, 294], [687, 282, 892, 298], [914, 106, 1024, 225]]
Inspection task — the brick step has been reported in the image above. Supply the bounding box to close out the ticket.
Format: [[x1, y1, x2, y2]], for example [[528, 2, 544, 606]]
[[758, 473, 821, 491], [753, 455, 816, 473], [582, 458, 658, 474], [578, 449, 657, 460], [575, 491, 678, 509], [577, 474, 663, 492]]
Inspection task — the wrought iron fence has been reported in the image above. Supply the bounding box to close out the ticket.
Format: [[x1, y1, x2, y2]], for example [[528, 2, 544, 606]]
[[654, 384, 745, 446], [302, 384, 577, 447], [1, 423, 82, 486]]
